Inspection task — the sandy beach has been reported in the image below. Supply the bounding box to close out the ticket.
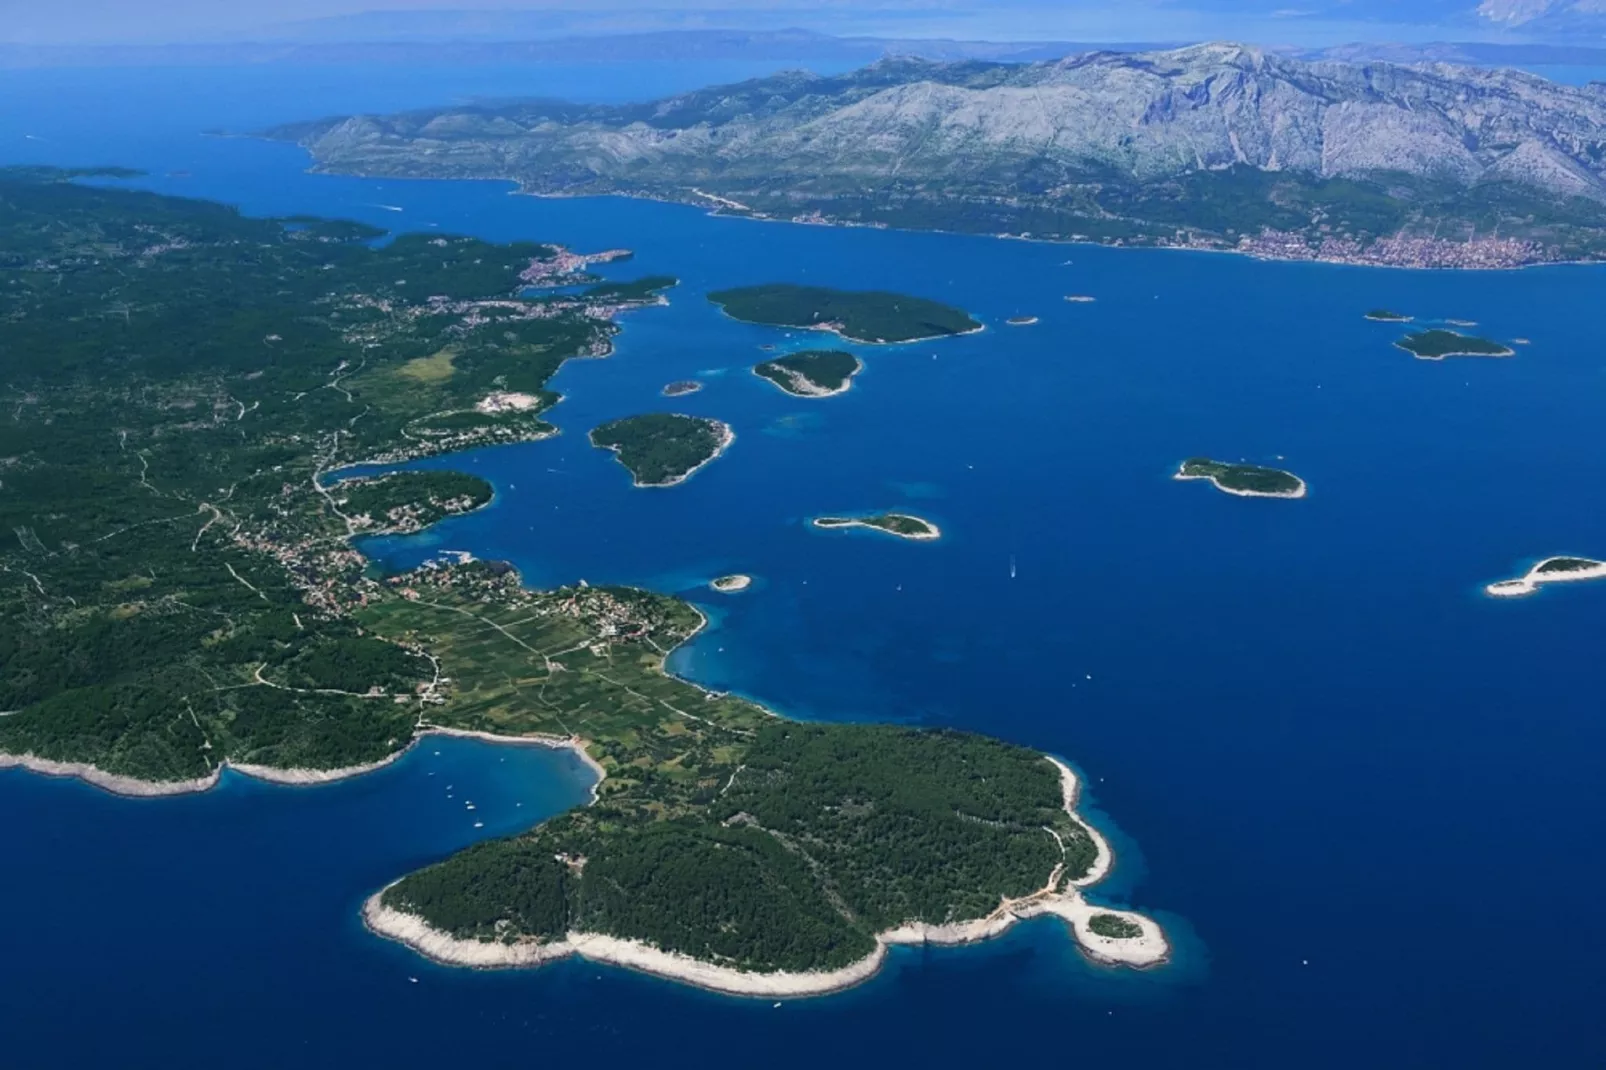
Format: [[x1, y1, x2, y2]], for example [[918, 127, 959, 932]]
[[361, 749, 1167, 997], [1485, 557, 1606, 598]]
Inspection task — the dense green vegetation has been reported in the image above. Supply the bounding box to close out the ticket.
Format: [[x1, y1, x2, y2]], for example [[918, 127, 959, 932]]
[[0, 168, 1124, 978], [1088, 913, 1143, 939], [1178, 459, 1305, 497], [370, 564, 1098, 972], [589, 413, 729, 486], [814, 513, 939, 538], [333, 471, 493, 533], [1536, 557, 1603, 574], [0, 168, 656, 778], [579, 275, 677, 304], [709, 284, 981, 344], [754, 350, 862, 396], [1364, 309, 1410, 322], [1394, 329, 1514, 360]]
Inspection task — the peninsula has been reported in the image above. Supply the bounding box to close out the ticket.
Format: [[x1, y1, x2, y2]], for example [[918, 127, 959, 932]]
[[590, 413, 733, 487], [0, 169, 1166, 996], [1486, 556, 1606, 597], [1394, 329, 1515, 360], [1175, 458, 1307, 499], [812, 513, 941, 540], [709, 284, 981, 344], [753, 350, 863, 397]]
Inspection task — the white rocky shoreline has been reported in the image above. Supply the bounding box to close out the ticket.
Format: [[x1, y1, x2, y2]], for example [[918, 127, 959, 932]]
[[361, 754, 1168, 998], [0, 725, 605, 801], [1173, 463, 1307, 499], [1485, 556, 1606, 598]]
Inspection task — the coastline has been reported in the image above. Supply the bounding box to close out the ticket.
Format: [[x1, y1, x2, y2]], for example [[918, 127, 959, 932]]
[[285, 151, 1593, 273], [360, 752, 1167, 998], [810, 515, 942, 540], [752, 360, 859, 399], [0, 726, 605, 802], [1485, 557, 1606, 598], [1173, 467, 1307, 500], [711, 304, 983, 347], [1393, 340, 1515, 361], [592, 419, 734, 489]]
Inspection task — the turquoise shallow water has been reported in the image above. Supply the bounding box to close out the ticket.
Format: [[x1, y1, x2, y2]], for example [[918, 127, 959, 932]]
[[3, 65, 1606, 1068]]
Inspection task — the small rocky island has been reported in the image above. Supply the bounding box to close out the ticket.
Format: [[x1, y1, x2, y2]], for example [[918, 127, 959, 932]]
[[812, 513, 941, 540], [1395, 329, 1514, 360], [1175, 458, 1307, 499], [1486, 556, 1606, 598], [709, 283, 981, 344], [753, 350, 863, 397], [1364, 308, 1412, 322], [661, 380, 703, 397], [1006, 315, 1039, 326], [590, 413, 733, 487], [710, 574, 753, 593]]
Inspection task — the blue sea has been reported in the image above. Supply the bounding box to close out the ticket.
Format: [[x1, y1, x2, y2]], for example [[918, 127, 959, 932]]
[[3, 64, 1605, 1069]]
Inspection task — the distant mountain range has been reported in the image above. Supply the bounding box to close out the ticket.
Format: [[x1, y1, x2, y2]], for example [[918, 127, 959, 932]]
[[271, 43, 1606, 267], [7, 29, 1606, 70]]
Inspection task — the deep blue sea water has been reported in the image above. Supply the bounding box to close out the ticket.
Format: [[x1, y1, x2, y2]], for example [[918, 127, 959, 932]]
[[3, 65, 1605, 1068]]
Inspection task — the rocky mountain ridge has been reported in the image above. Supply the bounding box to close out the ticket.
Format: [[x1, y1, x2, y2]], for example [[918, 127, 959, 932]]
[[275, 43, 1606, 265]]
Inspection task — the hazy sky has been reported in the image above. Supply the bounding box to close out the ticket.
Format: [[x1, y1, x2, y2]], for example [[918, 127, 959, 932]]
[[0, 0, 1520, 46]]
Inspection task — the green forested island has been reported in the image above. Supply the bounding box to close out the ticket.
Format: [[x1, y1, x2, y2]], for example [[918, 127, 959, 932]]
[[709, 284, 981, 344], [1394, 329, 1515, 360], [0, 168, 1160, 987], [812, 513, 942, 540], [1175, 458, 1307, 498], [753, 350, 863, 397], [1364, 309, 1411, 322], [589, 413, 732, 486]]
